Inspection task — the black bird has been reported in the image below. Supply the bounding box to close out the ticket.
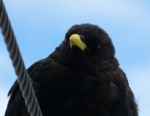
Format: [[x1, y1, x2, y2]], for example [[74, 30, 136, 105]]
[[5, 24, 138, 116]]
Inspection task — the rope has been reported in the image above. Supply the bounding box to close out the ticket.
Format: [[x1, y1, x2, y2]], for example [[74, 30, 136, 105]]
[[0, 1, 43, 116]]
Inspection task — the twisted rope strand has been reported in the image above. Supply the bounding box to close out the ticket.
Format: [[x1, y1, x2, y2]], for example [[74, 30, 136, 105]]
[[0, 1, 43, 116]]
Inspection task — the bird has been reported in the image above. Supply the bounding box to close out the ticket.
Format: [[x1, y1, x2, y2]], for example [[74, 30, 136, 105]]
[[5, 24, 138, 116]]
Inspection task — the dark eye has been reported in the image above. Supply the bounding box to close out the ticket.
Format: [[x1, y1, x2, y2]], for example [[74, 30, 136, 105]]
[[80, 35, 86, 43], [80, 35, 85, 39], [97, 45, 100, 49]]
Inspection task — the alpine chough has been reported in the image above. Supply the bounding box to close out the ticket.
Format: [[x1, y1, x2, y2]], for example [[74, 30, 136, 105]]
[[5, 24, 138, 116]]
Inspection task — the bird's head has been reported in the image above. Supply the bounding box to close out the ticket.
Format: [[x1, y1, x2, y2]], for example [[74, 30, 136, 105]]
[[51, 24, 119, 67]]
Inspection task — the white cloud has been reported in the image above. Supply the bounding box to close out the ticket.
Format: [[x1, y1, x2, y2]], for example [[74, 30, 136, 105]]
[[0, 48, 11, 68], [0, 38, 17, 83], [127, 66, 150, 116], [0, 88, 9, 116], [0, 42, 15, 74]]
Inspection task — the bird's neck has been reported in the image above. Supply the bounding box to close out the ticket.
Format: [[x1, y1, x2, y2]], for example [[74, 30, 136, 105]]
[[49, 51, 119, 73]]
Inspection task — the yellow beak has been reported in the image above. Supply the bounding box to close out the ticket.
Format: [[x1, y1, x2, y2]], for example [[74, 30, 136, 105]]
[[69, 34, 87, 51]]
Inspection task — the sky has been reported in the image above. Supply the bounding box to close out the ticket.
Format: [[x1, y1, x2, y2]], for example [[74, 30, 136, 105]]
[[0, 0, 150, 115]]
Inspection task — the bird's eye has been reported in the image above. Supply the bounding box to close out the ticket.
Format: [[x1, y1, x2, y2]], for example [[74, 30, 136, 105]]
[[80, 35, 86, 43], [97, 45, 100, 49], [80, 35, 85, 39]]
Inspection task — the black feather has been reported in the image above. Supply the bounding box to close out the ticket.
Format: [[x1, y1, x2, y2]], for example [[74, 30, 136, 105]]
[[5, 24, 138, 116]]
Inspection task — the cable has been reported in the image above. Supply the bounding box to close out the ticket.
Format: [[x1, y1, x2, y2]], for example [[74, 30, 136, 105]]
[[0, 1, 43, 116]]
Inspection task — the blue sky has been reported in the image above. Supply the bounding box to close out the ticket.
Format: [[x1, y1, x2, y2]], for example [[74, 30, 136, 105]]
[[0, 0, 150, 115]]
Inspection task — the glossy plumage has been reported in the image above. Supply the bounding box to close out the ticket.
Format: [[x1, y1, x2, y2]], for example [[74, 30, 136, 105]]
[[5, 24, 138, 116]]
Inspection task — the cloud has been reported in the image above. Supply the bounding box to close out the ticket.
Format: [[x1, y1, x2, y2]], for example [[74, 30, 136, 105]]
[[127, 66, 150, 116], [0, 37, 18, 85], [0, 44, 12, 70], [0, 37, 18, 73], [0, 88, 9, 116]]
